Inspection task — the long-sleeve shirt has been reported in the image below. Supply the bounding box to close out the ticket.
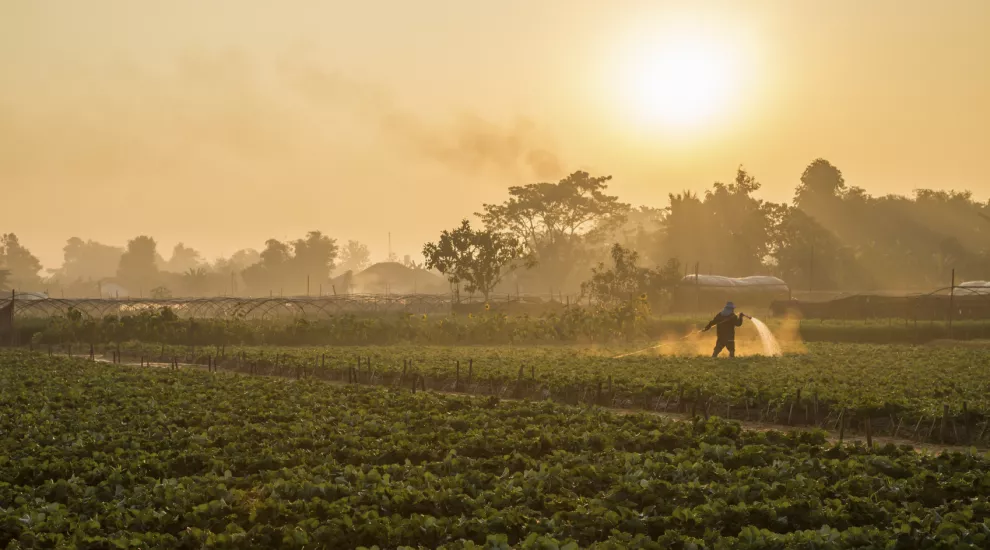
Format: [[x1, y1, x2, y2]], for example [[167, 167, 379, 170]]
[[705, 312, 744, 341]]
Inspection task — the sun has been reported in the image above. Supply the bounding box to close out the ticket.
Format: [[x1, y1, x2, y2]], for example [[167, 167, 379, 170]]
[[613, 29, 746, 133]]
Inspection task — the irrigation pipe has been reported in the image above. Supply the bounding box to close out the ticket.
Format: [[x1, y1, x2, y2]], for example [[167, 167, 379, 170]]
[[612, 330, 703, 358]]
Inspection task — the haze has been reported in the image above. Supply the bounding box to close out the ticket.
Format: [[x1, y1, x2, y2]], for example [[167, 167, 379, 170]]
[[2, 0, 988, 269]]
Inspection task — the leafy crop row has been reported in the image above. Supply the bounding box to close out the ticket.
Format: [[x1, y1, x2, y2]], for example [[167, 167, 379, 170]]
[[3, 351, 990, 548], [17, 306, 990, 348], [81, 341, 990, 447]]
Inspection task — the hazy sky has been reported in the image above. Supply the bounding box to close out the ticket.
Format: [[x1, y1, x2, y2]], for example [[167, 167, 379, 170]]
[[2, 1, 988, 270]]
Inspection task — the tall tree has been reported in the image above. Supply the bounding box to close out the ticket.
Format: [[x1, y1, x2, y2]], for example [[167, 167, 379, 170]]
[[166, 243, 203, 273], [770, 207, 868, 290], [117, 236, 160, 291], [794, 158, 846, 211], [338, 240, 371, 273], [241, 239, 291, 294], [213, 249, 260, 274], [0, 233, 43, 289], [479, 171, 628, 290], [655, 167, 777, 277], [290, 231, 338, 284], [181, 267, 212, 296], [423, 219, 525, 301], [57, 238, 123, 281], [260, 239, 292, 268]]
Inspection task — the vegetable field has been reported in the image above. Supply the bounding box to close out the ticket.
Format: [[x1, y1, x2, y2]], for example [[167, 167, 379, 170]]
[[4, 352, 990, 548], [99, 341, 990, 446]]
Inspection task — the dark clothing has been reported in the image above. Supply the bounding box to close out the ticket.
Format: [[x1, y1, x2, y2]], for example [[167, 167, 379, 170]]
[[713, 340, 736, 358], [706, 312, 744, 358], [705, 312, 744, 342]]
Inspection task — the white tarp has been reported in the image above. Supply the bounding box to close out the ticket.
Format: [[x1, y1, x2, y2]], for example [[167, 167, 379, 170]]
[[681, 274, 789, 291], [13, 292, 48, 300], [958, 281, 990, 295]]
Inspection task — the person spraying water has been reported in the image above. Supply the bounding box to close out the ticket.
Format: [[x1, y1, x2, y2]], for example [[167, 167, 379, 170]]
[[612, 300, 783, 359], [703, 301, 748, 357]]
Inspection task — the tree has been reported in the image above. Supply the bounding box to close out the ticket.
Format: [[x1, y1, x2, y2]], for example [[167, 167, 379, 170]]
[[260, 239, 292, 267], [56, 238, 123, 281], [338, 240, 371, 273], [240, 232, 338, 295], [166, 243, 203, 273], [581, 244, 682, 309], [794, 158, 846, 210], [213, 249, 260, 274], [0, 233, 43, 289], [290, 231, 338, 284], [117, 236, 160, 291], [241, 239, 291, 294], [654, 167, 776, 278], [770, 207, 869, 290], [0, 269, 9, 291], [181, 267, 211, 296], [423, 219, 525, 301], [479, 171, 629, 290]]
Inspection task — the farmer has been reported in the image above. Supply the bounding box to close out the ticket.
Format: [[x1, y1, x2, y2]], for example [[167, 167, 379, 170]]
[[703, 301, 746, 357]]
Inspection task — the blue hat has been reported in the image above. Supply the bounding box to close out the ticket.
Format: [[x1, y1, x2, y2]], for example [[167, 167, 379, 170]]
[[725, 301, 734, 309]]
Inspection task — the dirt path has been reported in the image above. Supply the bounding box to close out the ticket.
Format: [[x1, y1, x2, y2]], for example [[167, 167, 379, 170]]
[[79, 353, 977, 455]]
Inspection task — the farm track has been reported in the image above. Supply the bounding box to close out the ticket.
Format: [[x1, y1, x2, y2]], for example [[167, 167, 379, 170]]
[[62, 351, 981, 455]]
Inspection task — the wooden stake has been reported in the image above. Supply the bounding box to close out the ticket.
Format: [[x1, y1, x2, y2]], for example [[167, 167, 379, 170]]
[[940, 404, 949, 443], [865, 417, 873, 448], [813, 392, 819, 426], [963, 402, 970, 443]]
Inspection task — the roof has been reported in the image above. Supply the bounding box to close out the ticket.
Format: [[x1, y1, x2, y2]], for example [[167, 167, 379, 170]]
[[681, 274, 789, 290], [348, 262, 447, 294]]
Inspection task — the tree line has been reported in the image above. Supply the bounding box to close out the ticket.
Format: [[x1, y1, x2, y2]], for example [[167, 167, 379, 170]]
[[424, 159, 990, 301], [0, 233, 382, 298], [3, 158, 989, 299]]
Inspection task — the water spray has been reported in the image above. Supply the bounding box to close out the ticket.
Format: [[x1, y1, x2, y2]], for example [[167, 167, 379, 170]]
[[612, 312, 782, 359]]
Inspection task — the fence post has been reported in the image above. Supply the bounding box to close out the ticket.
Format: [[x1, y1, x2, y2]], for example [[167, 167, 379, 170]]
[[5, 289, 14, 347], [948, 269, 955, 337]]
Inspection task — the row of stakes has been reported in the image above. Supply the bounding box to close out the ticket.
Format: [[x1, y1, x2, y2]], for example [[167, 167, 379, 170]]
[[38, 343, 980, 446], [36, 341, 617, 404], [32, 343, 986, 446]]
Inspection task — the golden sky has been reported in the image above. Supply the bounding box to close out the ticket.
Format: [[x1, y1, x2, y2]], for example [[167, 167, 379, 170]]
[[2, 1, 988, 269]]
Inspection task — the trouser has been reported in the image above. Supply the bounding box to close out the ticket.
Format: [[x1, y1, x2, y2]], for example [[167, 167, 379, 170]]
[[713, 339, 735, 358]]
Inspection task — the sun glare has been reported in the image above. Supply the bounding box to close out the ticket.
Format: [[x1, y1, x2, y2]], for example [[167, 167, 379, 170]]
[[613, 27, 747, 134]]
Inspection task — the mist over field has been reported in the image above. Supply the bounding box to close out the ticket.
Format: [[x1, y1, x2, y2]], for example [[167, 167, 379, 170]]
[[6, 4, 990, 548], [1, 0, 988, 289]]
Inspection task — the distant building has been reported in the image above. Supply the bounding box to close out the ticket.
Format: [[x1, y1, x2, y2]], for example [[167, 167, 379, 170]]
[[331, 262, 447, 295]]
